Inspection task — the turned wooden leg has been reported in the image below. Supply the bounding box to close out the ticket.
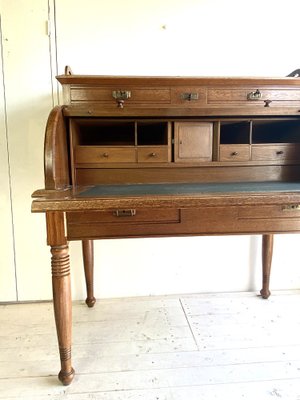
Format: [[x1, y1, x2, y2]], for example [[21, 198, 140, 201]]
[[82, 240, 96, 307], [47, 212, 75, 385], [260, 234, 274, 299]]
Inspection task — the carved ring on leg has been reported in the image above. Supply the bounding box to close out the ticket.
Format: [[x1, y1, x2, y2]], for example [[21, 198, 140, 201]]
[[58, 346, 75, 385], [51, 243, 75, 385]]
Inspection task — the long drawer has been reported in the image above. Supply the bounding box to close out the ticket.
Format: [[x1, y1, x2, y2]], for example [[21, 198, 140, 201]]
[[67, 208, 181, 239], [66, 204, 300, 240], [181, 205, 300, 234]]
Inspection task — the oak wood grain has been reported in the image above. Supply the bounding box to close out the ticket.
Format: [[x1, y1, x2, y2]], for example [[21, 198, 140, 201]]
[[33, 72, 300, 385]]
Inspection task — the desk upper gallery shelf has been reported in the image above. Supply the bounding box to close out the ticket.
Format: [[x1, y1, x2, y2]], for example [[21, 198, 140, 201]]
[[31, 67, 300, 385]]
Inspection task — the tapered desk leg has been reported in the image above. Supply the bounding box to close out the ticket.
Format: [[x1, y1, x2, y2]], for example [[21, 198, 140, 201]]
[[82, 240, 96, 307], [47, 212, 75, 385], [260, 234, 274, 299]]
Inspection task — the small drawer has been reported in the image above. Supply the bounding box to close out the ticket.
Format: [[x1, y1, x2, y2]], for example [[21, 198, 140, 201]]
[[208, 88, 300, 104], [75, 146, 136, 163], [70, 86, 171, 105], [219, 145, 250, 162], [239, 205, 300, 219], [251, 144, 300, 161], [137, 147, 170, 163], [237, 204, 300, 233], [171, 87, 207, 105]]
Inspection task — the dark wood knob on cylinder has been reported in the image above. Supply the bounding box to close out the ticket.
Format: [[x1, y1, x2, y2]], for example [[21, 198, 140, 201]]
[[264, 100, 272, 107]]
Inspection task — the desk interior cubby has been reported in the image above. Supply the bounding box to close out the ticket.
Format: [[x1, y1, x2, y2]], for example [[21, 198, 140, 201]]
[[252, 119, 300, 144], [220, 121, 251, 144], [71, 119, 171, 147], [71, 119, 135, 146], [137, 121, 169, 145]]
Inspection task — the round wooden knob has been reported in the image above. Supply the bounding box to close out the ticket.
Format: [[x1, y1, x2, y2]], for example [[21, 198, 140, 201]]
[[276, 151, 284, 155], [102, 152, 109, 158], [150, 152, 157, 157], [231, 151, 238, 156]]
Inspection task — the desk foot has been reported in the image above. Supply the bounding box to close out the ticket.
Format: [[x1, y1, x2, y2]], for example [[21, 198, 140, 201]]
[[260, 288, 271, 299], [58, 367, 75, 386], [86, 296, 96, 308]]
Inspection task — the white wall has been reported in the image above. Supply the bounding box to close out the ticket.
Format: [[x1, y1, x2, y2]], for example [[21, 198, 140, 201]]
[[0, 14, 16, 301], [1, 0, 300, 302]]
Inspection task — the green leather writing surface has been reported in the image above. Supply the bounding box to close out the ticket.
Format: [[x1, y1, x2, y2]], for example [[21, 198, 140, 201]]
[[79, 181, 300, 198]]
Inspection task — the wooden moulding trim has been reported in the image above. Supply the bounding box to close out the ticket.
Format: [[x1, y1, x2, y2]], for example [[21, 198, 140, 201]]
[[62, 106, 300, 118], [55, 75, 300, 87], [33, 192, 300, 213]]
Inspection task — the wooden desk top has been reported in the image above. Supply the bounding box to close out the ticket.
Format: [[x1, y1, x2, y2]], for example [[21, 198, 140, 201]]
[[32, 181, 300, 213]]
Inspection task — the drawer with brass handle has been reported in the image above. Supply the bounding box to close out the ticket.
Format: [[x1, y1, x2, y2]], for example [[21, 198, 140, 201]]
[[70, 86, 171, 106], [208, 88, 300, 105], [67, 209, 181, 239], [171, 87, 206, 105]]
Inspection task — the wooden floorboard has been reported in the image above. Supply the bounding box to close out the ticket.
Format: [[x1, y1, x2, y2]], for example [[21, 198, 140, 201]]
[[1, 291, 300, 399]]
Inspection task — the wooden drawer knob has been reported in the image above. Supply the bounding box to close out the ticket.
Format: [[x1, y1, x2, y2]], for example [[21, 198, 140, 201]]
[[231, 151, 238, 156], [276, 151, 284, 155], [102, 152, 109, 158], [264, 100, 272, 107], [150, 152, 157, 157]]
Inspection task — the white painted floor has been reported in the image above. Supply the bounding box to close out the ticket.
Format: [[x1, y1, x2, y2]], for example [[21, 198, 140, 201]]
[[1, 291, 300, 399]]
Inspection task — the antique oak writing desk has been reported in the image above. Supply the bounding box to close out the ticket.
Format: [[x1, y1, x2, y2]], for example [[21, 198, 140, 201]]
[[32, 67, 300, 385]]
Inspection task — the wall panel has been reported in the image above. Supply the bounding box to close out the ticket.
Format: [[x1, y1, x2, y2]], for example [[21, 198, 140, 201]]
[[0, 15, 16, 301], [0, 0, 54, 301]]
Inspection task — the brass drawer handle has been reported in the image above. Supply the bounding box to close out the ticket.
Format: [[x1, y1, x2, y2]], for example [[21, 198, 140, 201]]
[[282, 204, 300, 211], [113, 209, 136, 217], [247, 89, 262, 100], [112, 90, 131, 100], [180, 93, 199, 101], [112, 90, 131, 108]]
